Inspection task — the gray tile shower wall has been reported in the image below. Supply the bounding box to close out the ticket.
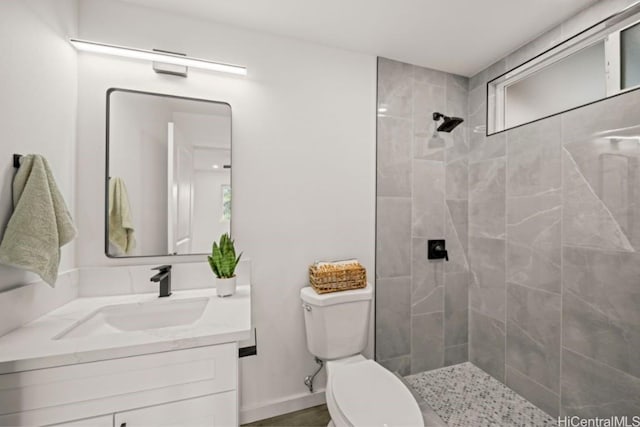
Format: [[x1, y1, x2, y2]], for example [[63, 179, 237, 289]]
[[375, 0, 640, 420], [376, 57, 470, 375], [467, 2, 640, 416]]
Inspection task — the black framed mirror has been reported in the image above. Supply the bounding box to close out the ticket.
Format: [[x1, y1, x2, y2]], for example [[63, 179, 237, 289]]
[[106, 88, 232, 258]]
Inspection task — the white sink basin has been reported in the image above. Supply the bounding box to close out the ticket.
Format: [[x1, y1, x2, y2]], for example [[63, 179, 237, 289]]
[[55, 297, 209, 340]]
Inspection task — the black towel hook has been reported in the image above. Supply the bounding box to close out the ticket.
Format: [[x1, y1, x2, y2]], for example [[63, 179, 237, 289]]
[[13, 154, 22, 168]]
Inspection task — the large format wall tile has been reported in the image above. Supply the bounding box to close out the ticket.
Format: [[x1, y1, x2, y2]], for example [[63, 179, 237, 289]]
[[376, 197, 411, 278], [446, 159, 468, 200], [469, 236, 506, 321], [411, 311, 444, 374], [506, 365, 560, 417], [467, 83, 484, 122], [377, 58, 468, 376], [563, 149, 634, 252], [506, 116, 561, 198], [444, 206, 468, 274], [468, 71, 485, 92], [414, 66, 447, 87], [505, 115, 561, 295], [470, 132, 506, 165], [563, 246, 640, 378], [446, 74, 468, 119], [562, 349, 640, 418], [446, 126, 469, 165], [377, 116, 412, 197], [469, 158, 506, 239], [412, 238, 444, 315], [506, 284, 561, 393], [444, 343, 468, 366], [413, 160, 445, 238], [379, 355, 411, 377], [413, 82, 445, 119], [462, 4, 640, 419], [413, 118, 445, 162], [446, 200, 468, 256], [468, 96, 506, 164], [561, 85, 640, 145], [469, 309, 505, 381], [376, 277, 411, 361], [445, 272, 468, 347], [507, 189, 561, 293], [564, 135, 640, 251], [467, 86, 487, 162], [377, 57, 412, 119]]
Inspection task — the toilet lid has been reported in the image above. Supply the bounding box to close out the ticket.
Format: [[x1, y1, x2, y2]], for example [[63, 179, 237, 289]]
[[331, 360, 424, 427]]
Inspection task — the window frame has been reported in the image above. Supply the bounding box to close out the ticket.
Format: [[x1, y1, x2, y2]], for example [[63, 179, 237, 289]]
[[487, 1, 640, 135]]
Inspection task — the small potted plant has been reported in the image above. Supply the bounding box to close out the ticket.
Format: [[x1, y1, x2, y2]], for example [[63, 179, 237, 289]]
[[208, 233, 242, 297]]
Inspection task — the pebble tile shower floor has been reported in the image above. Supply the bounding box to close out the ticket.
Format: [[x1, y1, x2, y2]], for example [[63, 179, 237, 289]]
[[405, 362, 556, 427]]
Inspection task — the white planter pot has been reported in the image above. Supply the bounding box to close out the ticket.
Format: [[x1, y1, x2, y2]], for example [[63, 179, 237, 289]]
[[215, 276, 237, 297]]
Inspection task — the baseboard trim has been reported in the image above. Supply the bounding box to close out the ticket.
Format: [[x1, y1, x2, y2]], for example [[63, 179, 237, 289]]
[[240, 389, 326, 424]]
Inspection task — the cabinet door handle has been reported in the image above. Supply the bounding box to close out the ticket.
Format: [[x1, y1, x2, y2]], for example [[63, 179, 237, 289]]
[[120, 423, 127, 427]]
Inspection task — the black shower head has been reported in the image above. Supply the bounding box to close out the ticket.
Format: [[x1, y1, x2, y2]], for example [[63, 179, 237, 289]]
[[438, 116, 464, 132], [433, 112, 464, 133]]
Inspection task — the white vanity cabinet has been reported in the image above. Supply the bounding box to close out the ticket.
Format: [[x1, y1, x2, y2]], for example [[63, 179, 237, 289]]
[[0, 343, 239, 427], [113, 392, 236, 427]]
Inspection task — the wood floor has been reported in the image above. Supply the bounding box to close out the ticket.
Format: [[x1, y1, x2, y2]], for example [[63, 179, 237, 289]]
[[242, 404, 331, 427]]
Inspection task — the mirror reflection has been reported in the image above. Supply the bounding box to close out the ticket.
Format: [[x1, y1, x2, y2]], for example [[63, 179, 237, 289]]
[[106, 89, 231, 258]]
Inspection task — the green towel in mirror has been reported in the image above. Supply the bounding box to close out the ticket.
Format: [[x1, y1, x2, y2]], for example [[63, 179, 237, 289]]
[[108, 177, 136, 255]]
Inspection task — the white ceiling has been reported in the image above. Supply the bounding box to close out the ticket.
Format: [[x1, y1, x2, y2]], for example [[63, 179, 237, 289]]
[[120, 0, 598, 77]]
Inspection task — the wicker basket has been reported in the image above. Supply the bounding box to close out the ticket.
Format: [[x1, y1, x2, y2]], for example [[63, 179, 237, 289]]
[[309, 261, 367, 294]]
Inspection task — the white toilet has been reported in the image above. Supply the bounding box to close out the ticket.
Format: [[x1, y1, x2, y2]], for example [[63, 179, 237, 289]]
[[300, 284, 424, 427]]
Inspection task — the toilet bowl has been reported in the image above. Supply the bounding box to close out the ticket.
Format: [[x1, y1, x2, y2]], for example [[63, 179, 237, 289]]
[[300, 284, 424, 427]]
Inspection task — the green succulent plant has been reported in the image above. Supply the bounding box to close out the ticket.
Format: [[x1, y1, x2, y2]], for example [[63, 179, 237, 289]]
[[208, 233, 242, 279]]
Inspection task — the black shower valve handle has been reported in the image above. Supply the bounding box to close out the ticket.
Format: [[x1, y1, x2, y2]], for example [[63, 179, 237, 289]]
[[435, 243, 449, 261], [428, 239, 449, 261]]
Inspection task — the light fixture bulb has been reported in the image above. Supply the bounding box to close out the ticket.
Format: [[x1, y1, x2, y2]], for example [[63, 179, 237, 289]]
[[69, 38, 247, 76]]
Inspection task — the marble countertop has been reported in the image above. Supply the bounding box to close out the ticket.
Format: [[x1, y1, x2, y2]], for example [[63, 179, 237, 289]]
[[0, 286, 251, 374]]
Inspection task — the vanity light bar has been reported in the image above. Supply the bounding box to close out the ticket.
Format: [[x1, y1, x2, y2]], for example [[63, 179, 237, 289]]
[[69, 38, 247, 76]]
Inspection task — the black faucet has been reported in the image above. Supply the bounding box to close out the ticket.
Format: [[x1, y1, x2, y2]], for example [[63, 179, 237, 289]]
[[150, 265, 172, 297]]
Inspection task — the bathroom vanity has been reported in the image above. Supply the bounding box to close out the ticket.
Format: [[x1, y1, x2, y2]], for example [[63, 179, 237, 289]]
[[0, 286, 251, 426]]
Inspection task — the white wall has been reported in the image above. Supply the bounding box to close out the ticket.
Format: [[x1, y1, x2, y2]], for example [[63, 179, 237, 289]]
[[75, 0, 377, 420], [0, 0, 78, 291], [173, 113, 232, 253], [173, 111, 231, 149], [191, 148, 231, 252]]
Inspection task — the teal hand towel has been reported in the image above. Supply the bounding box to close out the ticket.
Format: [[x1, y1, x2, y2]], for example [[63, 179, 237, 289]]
[[108, 177, 135, 255], [0, 155, 77, 286]]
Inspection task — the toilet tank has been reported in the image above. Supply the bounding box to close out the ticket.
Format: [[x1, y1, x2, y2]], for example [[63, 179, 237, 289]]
[[300, 284, 372, 360]]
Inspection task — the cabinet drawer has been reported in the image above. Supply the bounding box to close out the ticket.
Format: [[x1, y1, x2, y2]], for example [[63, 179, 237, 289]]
[[114, 392, 236, 427], [0, 344, 236, 415]]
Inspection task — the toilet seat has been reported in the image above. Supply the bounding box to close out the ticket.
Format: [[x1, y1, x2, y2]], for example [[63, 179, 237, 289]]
[[327, 359, 424, 427]]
